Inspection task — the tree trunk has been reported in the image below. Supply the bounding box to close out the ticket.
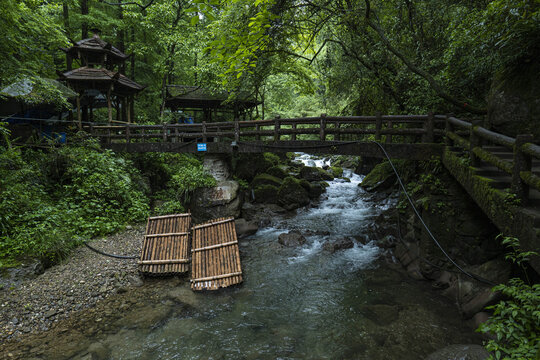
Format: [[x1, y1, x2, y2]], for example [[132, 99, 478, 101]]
[[81, 0, 88, 39]]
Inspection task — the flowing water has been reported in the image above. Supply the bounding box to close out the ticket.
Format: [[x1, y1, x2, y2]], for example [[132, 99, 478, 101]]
[[16, 154, 483, 359]]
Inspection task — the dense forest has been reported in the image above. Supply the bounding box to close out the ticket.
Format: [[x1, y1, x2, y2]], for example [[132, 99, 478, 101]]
[[1, 0, 538, 119]]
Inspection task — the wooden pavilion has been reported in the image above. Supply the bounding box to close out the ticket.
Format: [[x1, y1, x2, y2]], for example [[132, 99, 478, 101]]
[[58, 34, 144, 128], [165, 85, 260, 123]]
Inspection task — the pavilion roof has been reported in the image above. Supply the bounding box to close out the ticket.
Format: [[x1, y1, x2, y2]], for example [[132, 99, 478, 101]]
[[166, 85, 260, 110], [63, 34, 129, 62], [58, 67, 145, 94]]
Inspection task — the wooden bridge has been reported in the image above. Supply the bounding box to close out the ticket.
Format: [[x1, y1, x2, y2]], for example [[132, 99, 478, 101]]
[[84, 114, 540, 272], [86, 114, 443, 160]]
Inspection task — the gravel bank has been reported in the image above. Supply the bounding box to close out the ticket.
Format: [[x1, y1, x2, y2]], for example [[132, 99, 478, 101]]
[[0, 224, 146, 342]]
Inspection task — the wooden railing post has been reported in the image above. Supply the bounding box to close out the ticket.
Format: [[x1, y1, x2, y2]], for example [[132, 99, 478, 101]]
[[234, 117, 240, 143], [291, 122, 297, 141], [320, 113, 327, 141], [202, 121, 207, 143], [469, 120, 482, 167], [126, 125, 131, 143], [423, 112, 434, 143], [335, 122, 341, 141], [274, 115, 280, 142], [386, 120, 393, 144], [445, 114, 454, 146], [174, 126, 179, 143], [512, 134, 534, 204], [375, 112, 382, 141], [163, 125, 168, 142], [256, 123, 261, 141]]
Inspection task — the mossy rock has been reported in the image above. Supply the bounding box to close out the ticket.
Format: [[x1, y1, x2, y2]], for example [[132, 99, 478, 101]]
[[299, 179, 311, 192], [263, 152, 281, 166], [330, 166, 344, 178], [309, 181, 328, 199], [277, 176, 310, 210], [360, 161, 396, 192], [266, 165, 289, 179], [251, 173, 283, 188], [253, 184, 279, 204], [233, 154, 274, 181], [300, 166, 333, 181]]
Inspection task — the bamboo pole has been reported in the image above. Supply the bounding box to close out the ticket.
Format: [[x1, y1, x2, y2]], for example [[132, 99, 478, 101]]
[[191, 241, 238, 252], [191, 272, 243, 283]]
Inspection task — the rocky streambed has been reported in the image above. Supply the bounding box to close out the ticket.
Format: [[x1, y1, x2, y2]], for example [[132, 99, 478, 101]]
[[0, 153, 495, 359]]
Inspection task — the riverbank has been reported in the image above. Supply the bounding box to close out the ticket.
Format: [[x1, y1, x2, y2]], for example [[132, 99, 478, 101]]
[[0, 224, 146, 343]]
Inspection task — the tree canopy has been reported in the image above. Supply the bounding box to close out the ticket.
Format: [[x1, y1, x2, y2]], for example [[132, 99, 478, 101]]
[[0, 0, 538, 118]]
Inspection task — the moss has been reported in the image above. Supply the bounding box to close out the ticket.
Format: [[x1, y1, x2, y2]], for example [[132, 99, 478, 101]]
[[263, 152, 280, 166], [360, 161, 395, 191], [300, 166, 333, 181], [519, 171, 540, 190], [277, 176, 310, 210], [266, 165, 288, 179], [472, 147, 513, 174], [330, 166, 343, 178], [251, 173, 283, 188], [253, 184, 279, 204], [299, 179, 311, 192]]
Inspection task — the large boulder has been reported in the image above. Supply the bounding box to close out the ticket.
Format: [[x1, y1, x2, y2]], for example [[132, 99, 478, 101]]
[[359, 161, 396, 191], [253, 184, 279, 204], [278, 230, 307, 247], [308, 181, 329, 199], [300, 166, 333, 181], [251, 173, 283, 188], [277, 177, 310, 210], [266, 165, 289, 179], [190, 180, 242, 222], [233, 153, 276, 181]]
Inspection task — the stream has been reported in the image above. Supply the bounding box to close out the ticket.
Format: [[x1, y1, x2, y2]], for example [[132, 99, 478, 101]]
[[8, 154, 483, 359]]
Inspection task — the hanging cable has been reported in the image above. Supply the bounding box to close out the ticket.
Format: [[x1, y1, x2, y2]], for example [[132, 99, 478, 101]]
[[371, 140, 496, 286], [83, 241, 138, 260]]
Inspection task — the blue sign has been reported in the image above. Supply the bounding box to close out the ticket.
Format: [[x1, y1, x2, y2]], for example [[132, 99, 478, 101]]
[[197, 143, 207, 152]]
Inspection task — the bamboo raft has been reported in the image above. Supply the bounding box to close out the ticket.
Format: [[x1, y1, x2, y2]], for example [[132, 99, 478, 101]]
[[139, 213, 191, 275], [190, 217, 243, 291]]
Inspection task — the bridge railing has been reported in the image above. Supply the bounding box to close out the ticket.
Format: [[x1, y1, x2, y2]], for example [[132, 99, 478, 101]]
[[85, 114, 445, 145], [440, 114, 540, 204]]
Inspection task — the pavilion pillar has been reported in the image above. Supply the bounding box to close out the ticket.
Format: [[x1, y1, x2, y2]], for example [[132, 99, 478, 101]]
[[76, 95, 82, 130], [127, 97, 131, 123], [107, 87, 113, 124], [130, 95, 135, 123]]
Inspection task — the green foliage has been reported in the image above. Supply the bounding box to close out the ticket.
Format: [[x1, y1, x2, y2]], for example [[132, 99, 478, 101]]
[[478, 278, 540, 360], [0, 142, 149, 264], [477, 236, 540, 359], [147, 153, 216, 213]]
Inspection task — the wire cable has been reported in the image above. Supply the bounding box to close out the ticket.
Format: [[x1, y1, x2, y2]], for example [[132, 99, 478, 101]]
[[371, 140, 496, 286], [83, 241, 138, 260]]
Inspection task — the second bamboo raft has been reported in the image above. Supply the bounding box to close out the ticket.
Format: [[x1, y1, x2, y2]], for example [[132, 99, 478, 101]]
[[190, 217, 243, 290]]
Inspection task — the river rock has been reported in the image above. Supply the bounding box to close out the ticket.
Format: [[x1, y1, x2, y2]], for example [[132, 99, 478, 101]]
[[359, 161, 396, 192], [266, 165, 289, 179], [253, 184, 279, 204], [308, 181, 328, 199], [87, 342, 110, 360], [190, 180, 242, 221], [251, 173, 283, 188], [461, 288, 501, 319], [278, 231, 307, 247], [323, 237, 354, 253], [425, 344, 489, 360], [299, 166, 333, 181], [360, 304, 401, 326], [235, 218, 258, 238], [277, 177, 310, 210]]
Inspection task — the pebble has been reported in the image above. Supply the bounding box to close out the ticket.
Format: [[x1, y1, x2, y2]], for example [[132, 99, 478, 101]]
[[0, 224, 145, 342]]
